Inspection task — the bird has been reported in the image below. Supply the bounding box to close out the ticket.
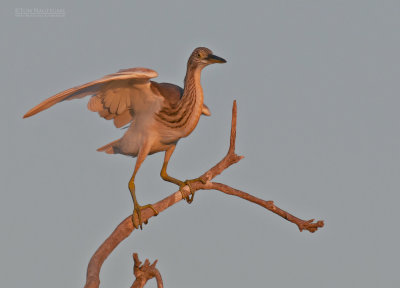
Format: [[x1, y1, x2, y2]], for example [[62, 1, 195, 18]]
[[23, 47, 227, 228]]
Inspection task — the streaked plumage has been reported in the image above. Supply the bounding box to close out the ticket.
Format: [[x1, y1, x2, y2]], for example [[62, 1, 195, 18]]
[[23, 47, 226, 228]]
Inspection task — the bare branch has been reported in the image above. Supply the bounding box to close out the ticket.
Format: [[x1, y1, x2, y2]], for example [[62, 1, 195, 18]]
[[204, 182, 324, 232], [131, 253, 163, 288], [83, 100, 324, 288]]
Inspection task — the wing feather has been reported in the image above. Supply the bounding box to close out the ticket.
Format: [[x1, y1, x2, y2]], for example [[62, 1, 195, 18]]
[[117, 99, 126, 115], [113, 109, 134, 128], [108, 93, 120, 114], [104, 113, 114, 120], [24, 67, 209, 130], [87, 96, 103, 112], [23, 68, 158, 126]]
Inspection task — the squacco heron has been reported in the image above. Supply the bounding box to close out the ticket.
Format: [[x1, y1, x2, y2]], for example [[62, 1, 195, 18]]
[[23, 47, 226, 228]]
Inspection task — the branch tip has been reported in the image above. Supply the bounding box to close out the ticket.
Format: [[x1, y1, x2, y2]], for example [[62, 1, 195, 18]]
[[130, 253, 163, 288]]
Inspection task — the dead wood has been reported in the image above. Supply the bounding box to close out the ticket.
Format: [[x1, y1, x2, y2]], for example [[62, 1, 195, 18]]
[[130, 253, 163, 288], [83, 100, 324, 288]]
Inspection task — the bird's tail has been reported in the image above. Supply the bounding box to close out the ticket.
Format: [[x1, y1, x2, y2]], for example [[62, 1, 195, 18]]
[[97, 139, 121, 154]]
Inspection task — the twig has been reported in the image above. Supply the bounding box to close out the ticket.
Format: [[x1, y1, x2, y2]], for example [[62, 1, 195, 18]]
[[83, 100, 324, 288], [131, 253, 163, 288]]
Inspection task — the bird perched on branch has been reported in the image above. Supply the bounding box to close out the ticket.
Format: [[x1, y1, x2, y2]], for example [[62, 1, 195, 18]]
[[23, 47, 226, 228]]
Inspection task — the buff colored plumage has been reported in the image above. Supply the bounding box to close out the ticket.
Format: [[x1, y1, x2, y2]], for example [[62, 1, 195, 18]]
[[23, 47, 226, 228]]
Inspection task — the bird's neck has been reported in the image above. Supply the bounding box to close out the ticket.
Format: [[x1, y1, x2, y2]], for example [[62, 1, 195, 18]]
[[154, 64, 204, 137], [182, 65, 203, 105], [173, 65, 204, 135]]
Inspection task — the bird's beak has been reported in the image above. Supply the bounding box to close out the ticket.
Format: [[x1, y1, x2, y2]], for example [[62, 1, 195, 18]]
[[206, 54, 227, 64]]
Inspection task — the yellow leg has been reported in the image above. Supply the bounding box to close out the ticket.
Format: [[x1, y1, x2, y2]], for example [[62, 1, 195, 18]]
[[129, 146, 159, 229], [160, 145, 206, 203], [128, 178, 158, 229]]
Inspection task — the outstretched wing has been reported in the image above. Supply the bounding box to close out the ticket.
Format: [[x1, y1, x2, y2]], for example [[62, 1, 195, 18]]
[[23, 68, 161, 128]]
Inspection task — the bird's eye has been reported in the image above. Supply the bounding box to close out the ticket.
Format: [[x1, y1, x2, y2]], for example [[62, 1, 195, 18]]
[[197, 53, 201, 58]]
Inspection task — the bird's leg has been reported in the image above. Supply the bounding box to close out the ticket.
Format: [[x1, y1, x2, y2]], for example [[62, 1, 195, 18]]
[[129, 147, 159, 229], [160, 145, 207, 203]]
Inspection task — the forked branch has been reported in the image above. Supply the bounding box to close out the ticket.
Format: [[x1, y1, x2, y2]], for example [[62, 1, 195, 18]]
[[84, 100, 324, 288], [131, 253, 163, 288]]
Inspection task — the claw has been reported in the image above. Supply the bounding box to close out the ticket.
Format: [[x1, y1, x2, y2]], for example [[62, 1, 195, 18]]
[[132, 203, 159, 230], [179, 177, 206, 204]]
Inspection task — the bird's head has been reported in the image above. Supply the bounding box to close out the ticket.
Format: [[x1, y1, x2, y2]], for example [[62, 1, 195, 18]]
[[188, 47, 227, 69]]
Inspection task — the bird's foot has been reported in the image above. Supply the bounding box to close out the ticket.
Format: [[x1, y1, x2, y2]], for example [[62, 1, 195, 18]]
[[179, 177, 207, 204], [132, 203, 159, 230]]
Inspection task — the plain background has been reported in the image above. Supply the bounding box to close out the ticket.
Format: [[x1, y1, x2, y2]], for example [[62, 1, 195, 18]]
[[2, 1, 400, 287]]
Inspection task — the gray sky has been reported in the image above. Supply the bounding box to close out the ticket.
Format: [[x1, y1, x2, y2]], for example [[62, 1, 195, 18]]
[[2, 1, 400, 287]]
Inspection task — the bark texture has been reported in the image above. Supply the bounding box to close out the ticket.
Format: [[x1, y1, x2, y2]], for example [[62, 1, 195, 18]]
[[84, 101, 324, 288], [131, 253, 163, 288]]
